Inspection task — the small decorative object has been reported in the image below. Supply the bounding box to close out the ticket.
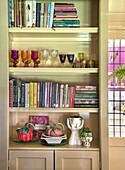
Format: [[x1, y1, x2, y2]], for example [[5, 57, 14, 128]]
[[16, 122, 34, 142], [59, 54, 67, 67], [21, 50, 31, 67], [67, 54, 75, 67], [41, 49, 49, 66], [67, 115, 84, 145], [45, 123, 65, 137], [80, 127, 93, 147], [11, 50, 19, 67], [50, 49, 58, 67], [31, 50, 40, 67]]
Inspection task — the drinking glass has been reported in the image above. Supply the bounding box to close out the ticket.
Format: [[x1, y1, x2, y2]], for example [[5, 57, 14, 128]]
[[67, 54, 75, 67], [41, 49, 49, 66], [59, 54, 66, 67], [11, 50, 19, 67], [50, 49, 58, 67], [31, 50, 39, 67], [21, 50, 31, 67]]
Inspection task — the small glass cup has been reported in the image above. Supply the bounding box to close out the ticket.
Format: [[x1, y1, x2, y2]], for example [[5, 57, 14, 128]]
[[41, 49, 49, 66], [21, 50, 31, 67], [59, 54, 67, 67], [67, 54, 75, 67], [31, 50, 40, 67], [50, 49, 58, 67], [11, 50, 19, 67]]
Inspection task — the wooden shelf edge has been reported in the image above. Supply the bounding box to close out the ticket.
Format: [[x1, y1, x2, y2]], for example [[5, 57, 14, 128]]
[[8, 27, 98, 34], [9, 107, 99, 113]]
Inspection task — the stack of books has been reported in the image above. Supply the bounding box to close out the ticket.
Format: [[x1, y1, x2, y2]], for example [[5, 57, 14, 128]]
[[74, 86, 99, 108], [53, 2, 80, 28]]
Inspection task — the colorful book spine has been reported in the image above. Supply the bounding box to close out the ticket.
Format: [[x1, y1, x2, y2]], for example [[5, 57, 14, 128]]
[[40, 2, 44, 27], [20, 81, 25, 107], [13, 79, 18, 107], [37, 82, 40, 108], [9, 79, 13, 107], [16, 0, 20, 27], [36, 3, 41, 27], [25, 82, 28, 108], [29, 82, 33, 108], [60, 84, 64, 108], [11, 0, 15, 27], [50, 2, 54, 28], [32, 0, 36, 27], [47, 3, 51, 28], [39, 82, 43, 107], [8, 0, 12, 28], [52, 83, 56, 108], [22, 0, 26, 27], [33, 82, 37, 108], [64, 83, 69, 108], [49, 82, 53, 108], [43, 3, 48, 28], [19, 0, 22, 27], [44, 82, 48, 108], [69, 86, 75, 108], [47, 82, 50, 107]]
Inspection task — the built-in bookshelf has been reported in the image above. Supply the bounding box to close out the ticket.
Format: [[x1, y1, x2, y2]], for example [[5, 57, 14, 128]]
[[0, 0, 109, 169]]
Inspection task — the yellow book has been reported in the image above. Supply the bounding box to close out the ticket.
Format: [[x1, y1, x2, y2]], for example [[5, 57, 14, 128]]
[[29, 82, 34, 108], [33, 82, 37, 108]]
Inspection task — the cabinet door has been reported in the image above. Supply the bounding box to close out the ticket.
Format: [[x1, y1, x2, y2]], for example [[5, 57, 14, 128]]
[[9, 150, 53, 170], [55, 150, 99, 170]]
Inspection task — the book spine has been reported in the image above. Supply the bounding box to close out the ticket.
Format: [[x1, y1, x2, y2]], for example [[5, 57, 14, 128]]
[[52, 83, 56, 108], [40, 2, 44, 27], [64, 84, 69, 108], [33, 82, 37, 108], [20, 81, 25, 107], [22, 0, 26, 27], [11, 0, 15, 27], [26, 0, 32, 27], [29, 82, 33, 108], [13, 79, 18, 107], [16, 0, 20, 27], [8, 0, 12, 28], [60, 84, 64, 108], [39, 82, 43, 107], [9, 79, 13, 107], [49, 82, 53, 108], [37, 82, 40, 108], [32, 0, 36, 27], [19, 0, 22, 27], [43, 3, 48, 28], [47, 82, 50, 108], [69, 86, 75, 108], [47, 3, 51, 28], [25, 83, 28, 108], [50, 2, 54, 28], [36, 3, 41, 27], [44, 82, 48, 108]]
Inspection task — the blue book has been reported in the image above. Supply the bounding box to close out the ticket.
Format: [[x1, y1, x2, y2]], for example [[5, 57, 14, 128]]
[[20, 81, 25, 107], [39, 82, 43, 107], [47, 3, 51, 28], [36, 3, 41, 27], [8, 0, 12, 28], [47, 82, 50, 108], [13, 79, 18, 107]]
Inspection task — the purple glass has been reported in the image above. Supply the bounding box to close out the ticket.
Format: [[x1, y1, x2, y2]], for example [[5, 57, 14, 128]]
[[11, 50, 19, 67]]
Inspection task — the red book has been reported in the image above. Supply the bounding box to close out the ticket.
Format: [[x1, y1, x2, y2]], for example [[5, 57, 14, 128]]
[[69, 86, 75, 108]]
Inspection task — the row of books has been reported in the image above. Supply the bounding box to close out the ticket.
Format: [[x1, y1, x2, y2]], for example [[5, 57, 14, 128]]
[[8, 1, 80, 28], [9, 78, 98, 108]]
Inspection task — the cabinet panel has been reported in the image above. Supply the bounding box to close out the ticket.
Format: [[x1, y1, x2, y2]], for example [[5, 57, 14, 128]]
[[9, 150, 53, 170], [55, 150, 99, 170]]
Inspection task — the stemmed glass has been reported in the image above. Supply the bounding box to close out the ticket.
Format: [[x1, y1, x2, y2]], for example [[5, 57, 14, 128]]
[[11, 50, 19, 67], [67, 54, 75, 67], [50, 49, 58, 67], [21, 50, 31, 67], [41, 49, 49, 67], [59, 54, 67, 67], [31, 50, 40, 67]]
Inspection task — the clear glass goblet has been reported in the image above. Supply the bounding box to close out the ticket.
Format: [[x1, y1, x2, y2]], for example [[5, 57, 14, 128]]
[[41, 49, 49, 67], [50, 49, 58, 67]]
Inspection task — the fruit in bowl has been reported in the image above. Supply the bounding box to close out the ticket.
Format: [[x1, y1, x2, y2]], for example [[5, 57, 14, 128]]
[[16, 122, 34, 142], [45, 123, 65, 137]]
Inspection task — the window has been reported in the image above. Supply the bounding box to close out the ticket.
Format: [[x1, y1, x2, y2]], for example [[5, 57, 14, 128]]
[[108, 39, 125, 137]]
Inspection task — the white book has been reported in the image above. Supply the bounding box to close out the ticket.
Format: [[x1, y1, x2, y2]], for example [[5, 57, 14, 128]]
[[26, 0, 32, 27], [64, 84, 69, 108], [32, 0, 36, 27], [60, 84, 64, 108]]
